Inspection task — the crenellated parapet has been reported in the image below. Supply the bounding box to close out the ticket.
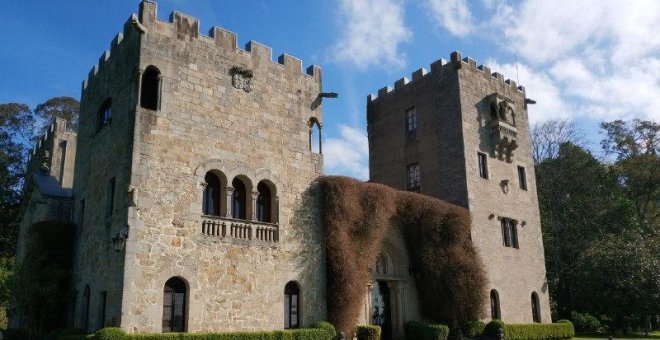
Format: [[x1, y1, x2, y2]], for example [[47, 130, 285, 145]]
[[25, 118, 77, 186], [368, 51, 525, 103]]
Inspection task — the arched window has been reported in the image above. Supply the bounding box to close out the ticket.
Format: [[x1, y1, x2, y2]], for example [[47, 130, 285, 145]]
[[490, 289, 501, 320], [256, 181, 272, 223], [141, 66, 161, 110], [284, 281, 300, 329], [309, 118, 322, 154], [162, 277, 187, 332], [98, 98, 112, 130], [232, 177, 247, 220], [203, 172, 222, 216], [531, 292, 541, 323]]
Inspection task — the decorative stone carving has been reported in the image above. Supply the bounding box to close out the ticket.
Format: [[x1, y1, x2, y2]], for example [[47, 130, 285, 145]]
[[488, 93, 519, 162], [230, 66, 253, 92]]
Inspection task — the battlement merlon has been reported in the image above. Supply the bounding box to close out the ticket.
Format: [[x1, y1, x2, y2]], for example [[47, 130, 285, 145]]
[[368, 51, 526, 103], [27, 118, 76, 167], [137, 0, 321, 79]]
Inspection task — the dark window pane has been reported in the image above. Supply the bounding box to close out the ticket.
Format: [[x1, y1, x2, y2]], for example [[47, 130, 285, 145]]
[[518, 166, 527, 190]]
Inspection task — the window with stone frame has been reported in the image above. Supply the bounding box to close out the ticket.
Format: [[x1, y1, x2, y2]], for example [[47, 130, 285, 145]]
[[531, 292, 541, 323], [478, 152, 489, 179], [518, 166, 527, 191], [203, 172, 222, 216], [141, 65, 161, 110], [97, 98, 112, 131], [284, 281, 300, 329], [490, 289, 501, 319], [501, 217, 519, 248], [406, 163, 421, 191], [231, 177, 248, 220], [256, 181, 273, 223], [405, 107, 417, 143]]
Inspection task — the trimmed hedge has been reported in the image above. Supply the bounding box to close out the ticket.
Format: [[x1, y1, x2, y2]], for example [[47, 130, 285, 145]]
[[461, 321, 485, 337], [484, 320, 505, 337], [404, 321, 449, 340], [356, 325, 381, 340], [79, 323, 335, 340], [504, 322, 575, 340]]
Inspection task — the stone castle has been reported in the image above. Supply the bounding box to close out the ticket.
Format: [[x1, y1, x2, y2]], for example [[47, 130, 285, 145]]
[[12, 1, 551, 337]]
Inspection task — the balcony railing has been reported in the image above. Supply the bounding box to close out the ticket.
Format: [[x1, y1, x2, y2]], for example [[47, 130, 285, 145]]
[[201, 216, 279, 243]]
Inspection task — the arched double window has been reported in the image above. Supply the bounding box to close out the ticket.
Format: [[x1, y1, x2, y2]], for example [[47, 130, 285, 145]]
[[203, 171, 223, 216], [531, 292, 541, 323], [284, 281, 300, 329], [141, 65, 161, 110], [232, 177, 248, 220], [162, 277, 187, 332], [256, 181, 274, 223], [490, 289, 501, 320]]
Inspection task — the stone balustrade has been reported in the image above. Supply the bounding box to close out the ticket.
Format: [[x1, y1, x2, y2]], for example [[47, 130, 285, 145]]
[[201, 216, 279, 243]]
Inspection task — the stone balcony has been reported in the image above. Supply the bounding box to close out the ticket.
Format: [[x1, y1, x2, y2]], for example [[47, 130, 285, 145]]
[[201, 216, 279, 243]]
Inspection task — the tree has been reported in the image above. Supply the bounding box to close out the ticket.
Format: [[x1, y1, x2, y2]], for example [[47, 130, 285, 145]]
[[601, 119, 659, 235], [531, 119, 583, 165], [33, 96, 80, 133], [536, 142, 637, 319]]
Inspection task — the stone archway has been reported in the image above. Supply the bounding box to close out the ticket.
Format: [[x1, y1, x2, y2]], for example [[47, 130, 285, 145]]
[[365, 242, 408, 340]]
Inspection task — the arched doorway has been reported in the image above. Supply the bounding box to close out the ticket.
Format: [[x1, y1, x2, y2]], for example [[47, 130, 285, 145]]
[[368, 244, 407, 340], [162, 277, 187, 332]]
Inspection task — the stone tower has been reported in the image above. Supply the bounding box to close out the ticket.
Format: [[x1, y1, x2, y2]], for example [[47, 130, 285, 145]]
[[367, 52, 552, 323], [70, 0, 326, 332]]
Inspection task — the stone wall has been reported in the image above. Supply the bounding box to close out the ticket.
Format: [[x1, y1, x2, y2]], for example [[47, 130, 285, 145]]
[[118, 1, 327, 332], [367, 52, 552, 323]]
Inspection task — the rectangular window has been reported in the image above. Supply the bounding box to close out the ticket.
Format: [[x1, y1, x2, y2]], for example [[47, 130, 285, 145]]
[[518, 166, 527, 190], [478, 152, 488, 179], [501, 217, 519, 248], [405, 107, 417, 143], [406, 163, 421, 191], [106, 177, 115, 217], [98, 291, 107, 330]]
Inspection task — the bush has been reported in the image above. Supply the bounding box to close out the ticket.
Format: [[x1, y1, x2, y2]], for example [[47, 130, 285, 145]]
[[404, 321, 449, 340], [95, 328, 126, 340], [484, 320, 505, 337], [356, 325, 381, 340], [504, 322, 575, 340], [571, 311, 601, 332], [313, 321, 336, 335], [461, 321, 485, 337]]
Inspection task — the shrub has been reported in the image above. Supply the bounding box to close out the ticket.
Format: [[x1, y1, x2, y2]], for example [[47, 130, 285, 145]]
[[313, 321, 336, 335], [319, 176, 487, 334], [461, 321, 485, 337], [95, 328, 126, 340], [47, 328, 87, 340], [484, 320, 505, 337], [504, 323, 575, 340], [356, 325, 381, 340], [404, 321, 450, 340], [571, 311, 601, 332]]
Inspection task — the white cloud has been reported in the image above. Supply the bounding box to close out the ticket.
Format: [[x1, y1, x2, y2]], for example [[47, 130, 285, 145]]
[[331, 0, 411, 69], [324, 125, 369, 180], [489, 0, 660, 122], [486, 60, 571, 124], [424, 0, 473, 37]]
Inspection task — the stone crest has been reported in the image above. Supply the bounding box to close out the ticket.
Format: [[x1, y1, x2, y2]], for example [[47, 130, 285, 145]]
[[230, 66, 253, 92]]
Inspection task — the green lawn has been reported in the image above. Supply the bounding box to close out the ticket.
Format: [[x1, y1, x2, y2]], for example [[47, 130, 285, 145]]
[[575, 331, 660, 340]]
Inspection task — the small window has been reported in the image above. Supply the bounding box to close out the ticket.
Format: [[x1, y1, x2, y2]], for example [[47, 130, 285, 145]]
[[163, 277, 187, 332], [141, 65, 161, 110], [257, 181, 273, 223], [98, 98, 112, 130], [501, 217, 519, 248], [406, 163, 421, 191], [203, 172, 222, 216], [82, 285, 90, 332], [478, 152, 488, 179], [490, 289, 501, 319], [405, 107, 417, 143], [232, 177, 247, 220], [106, 177, 115, 218], [531, 292, 541, 323], [284, 281, 300, 329], [518, 166, 527, 190], [98, 291, 107, 330], [309, 118, 322, 154]]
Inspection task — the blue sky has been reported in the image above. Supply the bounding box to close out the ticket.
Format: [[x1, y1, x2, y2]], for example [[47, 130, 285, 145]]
[[1, 0, 658, 179]]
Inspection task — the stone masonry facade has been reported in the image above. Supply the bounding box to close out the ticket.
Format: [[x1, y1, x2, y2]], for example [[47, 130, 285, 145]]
[[368, 52, 552, 323], [13, 0, 552, 336]]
